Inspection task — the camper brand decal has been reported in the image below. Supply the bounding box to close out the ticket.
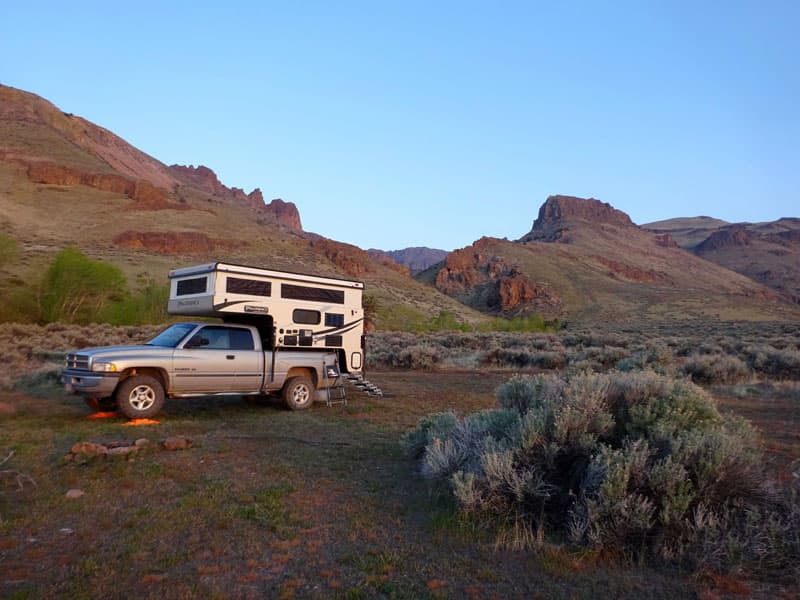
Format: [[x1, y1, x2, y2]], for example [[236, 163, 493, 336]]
[[244, 305, 269, 314]]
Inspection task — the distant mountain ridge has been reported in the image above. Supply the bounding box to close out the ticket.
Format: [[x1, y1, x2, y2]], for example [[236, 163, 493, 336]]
[[644, 217, 800, 304], [1, 83, 798, 326], [428, 195, 796, 322], [368, 247, 448, 275]]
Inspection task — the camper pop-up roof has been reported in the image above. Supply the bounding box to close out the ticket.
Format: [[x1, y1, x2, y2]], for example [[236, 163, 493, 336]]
[[167, 262, 365, 372]]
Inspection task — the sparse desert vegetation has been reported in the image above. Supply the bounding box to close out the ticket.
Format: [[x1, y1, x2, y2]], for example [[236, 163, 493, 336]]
[[404, 371, 799, 581], [1, 320, 798, 597]]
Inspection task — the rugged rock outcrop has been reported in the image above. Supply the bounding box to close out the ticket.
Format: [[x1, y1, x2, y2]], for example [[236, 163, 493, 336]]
[[113, 231, 247, 254], [309, 238, 409, 278], [593, 256, 670, 284], [434, 238, 563, 316], [265, 198, 302, 231], [653, 233, 678, 248], [520, 195, 634, 242], [168, 165, 302, 230], [25, 162, 187, 210], [168, 164, 229, 197], [695, 225, 753, 252]]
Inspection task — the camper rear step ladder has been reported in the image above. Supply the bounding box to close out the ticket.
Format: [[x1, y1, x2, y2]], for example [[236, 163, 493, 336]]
[[346, 373, 384, 397], [323, 362, 347, 407]]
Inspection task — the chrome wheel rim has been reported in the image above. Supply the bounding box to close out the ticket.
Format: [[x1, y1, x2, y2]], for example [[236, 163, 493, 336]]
[[292, 384, 310, 405], [129, 385, 155, 411]]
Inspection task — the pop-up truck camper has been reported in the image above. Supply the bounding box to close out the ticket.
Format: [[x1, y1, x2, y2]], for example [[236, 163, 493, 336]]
[[61, 262, 378, 419]]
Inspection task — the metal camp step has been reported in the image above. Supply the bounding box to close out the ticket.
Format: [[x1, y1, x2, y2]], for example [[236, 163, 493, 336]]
[[346, 374, 384, 397]]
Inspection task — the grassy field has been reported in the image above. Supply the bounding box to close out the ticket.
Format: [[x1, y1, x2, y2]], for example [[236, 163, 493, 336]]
[[1, 324, 798, 599]]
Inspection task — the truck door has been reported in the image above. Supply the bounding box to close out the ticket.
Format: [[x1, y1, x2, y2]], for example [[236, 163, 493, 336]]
[[172, 325, 262, 393]]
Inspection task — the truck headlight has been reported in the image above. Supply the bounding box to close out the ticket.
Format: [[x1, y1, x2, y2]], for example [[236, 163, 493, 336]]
[[92, 362, 118, 373]]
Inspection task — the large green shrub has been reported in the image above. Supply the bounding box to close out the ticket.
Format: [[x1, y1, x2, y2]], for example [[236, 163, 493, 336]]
[[403, 370, 798, 578], [40, 248, 128, 324]]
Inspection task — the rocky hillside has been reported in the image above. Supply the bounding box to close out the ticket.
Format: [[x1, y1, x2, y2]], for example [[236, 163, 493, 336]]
[[645, 217, 800, 304], [1, 84, 797, 327], [0, 84, 484, 328], [426, 196, 798, 323], [0, 85, 301, 231]]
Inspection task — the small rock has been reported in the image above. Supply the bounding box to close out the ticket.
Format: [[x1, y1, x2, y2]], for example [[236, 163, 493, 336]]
[[59, 528, 74, 535], [65, 489, 85, 499], [107, 445, 138, 456], [63, 453, 75, 462], [0, 401, 16, 414], [70, 441, 108, 456], [162, 436, 192, 451], [134, 438, 149, 447]]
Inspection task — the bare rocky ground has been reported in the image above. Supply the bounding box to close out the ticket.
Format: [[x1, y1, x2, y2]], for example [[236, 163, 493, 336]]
[[1, 369, 797, 599]]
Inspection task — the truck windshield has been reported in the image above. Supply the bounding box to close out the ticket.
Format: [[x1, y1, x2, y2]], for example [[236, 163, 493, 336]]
[[146, 323, 197, 347]]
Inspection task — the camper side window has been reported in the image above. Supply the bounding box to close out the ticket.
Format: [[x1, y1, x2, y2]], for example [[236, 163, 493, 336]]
[[293, 309, 320, 325]]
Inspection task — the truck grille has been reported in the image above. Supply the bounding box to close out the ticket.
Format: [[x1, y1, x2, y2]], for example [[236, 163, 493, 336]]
[[65, 353, 90, 370]]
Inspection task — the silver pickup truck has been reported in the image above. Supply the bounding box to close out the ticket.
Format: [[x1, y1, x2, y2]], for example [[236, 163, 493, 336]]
[[61, 322, 344, 419]]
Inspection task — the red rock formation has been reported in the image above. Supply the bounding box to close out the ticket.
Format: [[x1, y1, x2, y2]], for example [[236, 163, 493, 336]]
[[25, 162, 187, 210], [167, 166, 302, 230], [265, 198, 302, 231], [435, 238, 563, 315], [113, 231, 247, 254], [520, 195, 634, 242], [593, 256, 669, 283], [695, 225, 753, 252], [653, 233, 678, 248], [168, 164, 229, 196]]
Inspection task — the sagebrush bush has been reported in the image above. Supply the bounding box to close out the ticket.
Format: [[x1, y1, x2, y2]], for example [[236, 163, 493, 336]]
[[0, 323, 164, 389], [742, 345, 800, 380], [365, 324, 800, 383], [403, 370, 797, 578], [682, 353, 751, 384]]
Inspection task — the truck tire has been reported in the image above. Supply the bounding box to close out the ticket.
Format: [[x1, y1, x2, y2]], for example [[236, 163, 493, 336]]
[[116, 375, 165, 419], [282, 376, 315, 411]]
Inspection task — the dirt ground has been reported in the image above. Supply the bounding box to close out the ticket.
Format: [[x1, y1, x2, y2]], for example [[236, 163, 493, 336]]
[[1, 370, 797, 599]]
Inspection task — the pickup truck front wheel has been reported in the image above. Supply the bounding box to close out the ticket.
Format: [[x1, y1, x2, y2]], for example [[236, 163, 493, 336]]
[[282, 376, 314, 411], [116, 375, 165, 419]]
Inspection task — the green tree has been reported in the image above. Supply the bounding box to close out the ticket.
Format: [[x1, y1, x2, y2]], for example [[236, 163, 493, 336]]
[[40, 248, 128, 324]]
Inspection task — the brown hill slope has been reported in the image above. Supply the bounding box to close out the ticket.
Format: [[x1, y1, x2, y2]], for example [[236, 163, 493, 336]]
[[429, 196, 798, 323], [644, 217, 800, 304], [0, 84, 483, 328], [642, 216, 731, 248]]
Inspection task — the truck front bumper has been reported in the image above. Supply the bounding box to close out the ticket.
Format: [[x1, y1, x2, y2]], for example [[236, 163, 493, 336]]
[[61, 369, 120, 398]]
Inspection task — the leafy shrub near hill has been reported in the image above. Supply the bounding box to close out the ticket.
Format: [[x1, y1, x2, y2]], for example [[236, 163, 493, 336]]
[[402, 371, 799, 578], [0, 248, 169, 325]]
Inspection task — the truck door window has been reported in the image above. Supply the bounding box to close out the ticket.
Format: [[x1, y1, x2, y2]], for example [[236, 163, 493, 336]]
[[229, 328, 255, 350], [187, 326, 229, 349]]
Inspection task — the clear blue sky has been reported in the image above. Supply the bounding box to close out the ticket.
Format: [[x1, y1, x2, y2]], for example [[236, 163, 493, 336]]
[[2, 1, 797, 250]]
